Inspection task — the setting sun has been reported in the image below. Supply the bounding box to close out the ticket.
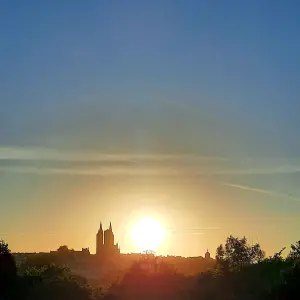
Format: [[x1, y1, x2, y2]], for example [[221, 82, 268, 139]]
[[130, 218, 166, 252]]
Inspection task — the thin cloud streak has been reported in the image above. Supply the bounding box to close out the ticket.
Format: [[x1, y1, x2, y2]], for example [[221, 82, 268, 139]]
[[222, 183, 300, 202], [166, 227, 220, 235], [222, 183, 275, 195], [167, 230, 205, 236], [0, 166, 184, 176], [0, 147, 226, 162], [1, 165, 300, 177], [215, 166, 300, 175], [1, 147, 300, 177]]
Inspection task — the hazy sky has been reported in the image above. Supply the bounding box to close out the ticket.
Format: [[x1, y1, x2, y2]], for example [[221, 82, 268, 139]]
[[1, 1, 300, 257]]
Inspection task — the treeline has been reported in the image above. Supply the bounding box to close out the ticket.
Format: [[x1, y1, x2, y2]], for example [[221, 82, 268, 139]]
[[1, 237, 300, 299], [104, 236, 300, 299], [191, 236, 300, 299], [0, 240, 104, 300]]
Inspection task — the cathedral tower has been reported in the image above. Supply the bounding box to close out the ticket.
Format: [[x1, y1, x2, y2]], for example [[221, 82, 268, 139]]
[[96, 221, 120, 258], [96, 222, 103, 255], [104, 221, 114, 247]]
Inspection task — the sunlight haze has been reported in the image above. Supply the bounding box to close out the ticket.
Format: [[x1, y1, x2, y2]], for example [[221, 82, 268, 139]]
[[1, 1, 300, 258]]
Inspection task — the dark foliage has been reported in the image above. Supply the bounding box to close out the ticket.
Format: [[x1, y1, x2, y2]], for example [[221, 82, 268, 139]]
[[0, 240, 19, 300], [2, 237, 300, 299], [22, 264, 94, 300], [288, 240, 300, 260], [216, 235, 265, 272]]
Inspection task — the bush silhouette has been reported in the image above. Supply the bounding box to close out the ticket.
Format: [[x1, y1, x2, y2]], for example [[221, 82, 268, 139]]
[[0, 240, 19, 299]]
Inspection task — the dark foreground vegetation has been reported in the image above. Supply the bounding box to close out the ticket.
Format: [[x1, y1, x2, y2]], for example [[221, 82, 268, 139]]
[[1, 237, 300, 299]]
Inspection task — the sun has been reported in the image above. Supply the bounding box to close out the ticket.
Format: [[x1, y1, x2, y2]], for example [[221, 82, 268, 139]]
[[130, 217, 166, 252]]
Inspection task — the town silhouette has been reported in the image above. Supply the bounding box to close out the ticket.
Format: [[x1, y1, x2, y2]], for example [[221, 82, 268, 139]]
[[1, 220, 300, 299]]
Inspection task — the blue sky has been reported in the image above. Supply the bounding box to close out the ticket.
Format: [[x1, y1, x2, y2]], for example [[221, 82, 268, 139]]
[[1, 1, 300, 256]]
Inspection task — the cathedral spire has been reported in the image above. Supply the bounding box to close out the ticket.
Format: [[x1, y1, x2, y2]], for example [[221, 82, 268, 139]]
[[99, 221, 103, 232], [109, 221, 112, 231]]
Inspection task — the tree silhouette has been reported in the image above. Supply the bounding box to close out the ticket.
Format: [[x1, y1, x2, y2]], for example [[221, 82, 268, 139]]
[[57, 245, 69, 252], [271, 261, 300, 299], [23, 264, 93, 300], [20, 253, 56, 271], [0, 240, 18, 299], [216, 235, 265, 271], [288, 241, 300, 260], [107, 257, 186, 300]]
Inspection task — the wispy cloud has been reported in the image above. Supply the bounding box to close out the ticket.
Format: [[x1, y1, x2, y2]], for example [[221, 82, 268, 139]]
[[0, 146, 225, 162], [222, 183, 300, 201], [215, 166, 300, 175], [0, 166, 184, 176], [1, 146, 300, 177], [166, 227, 220, 235], [0, 146, 225, 176], [2, 165, 300, 177], [167, 230, 204, 236], [221, 183, 275, 195]]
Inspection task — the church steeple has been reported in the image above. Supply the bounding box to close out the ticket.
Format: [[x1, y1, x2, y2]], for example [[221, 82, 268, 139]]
[[96, 220, 120, 256], [98, 221, 103, 233], [96, 221, 104, 255]]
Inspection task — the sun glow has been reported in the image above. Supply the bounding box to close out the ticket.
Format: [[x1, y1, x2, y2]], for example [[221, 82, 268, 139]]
[[130, 217, 166, 252]]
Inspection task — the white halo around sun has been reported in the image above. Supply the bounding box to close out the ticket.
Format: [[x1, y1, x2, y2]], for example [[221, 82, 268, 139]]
[[130, 217, 166, 252]]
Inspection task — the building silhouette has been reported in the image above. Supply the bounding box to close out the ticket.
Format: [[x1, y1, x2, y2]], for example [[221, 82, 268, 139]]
[[205, 249, 211, 259], [96, 221, 120, 258]]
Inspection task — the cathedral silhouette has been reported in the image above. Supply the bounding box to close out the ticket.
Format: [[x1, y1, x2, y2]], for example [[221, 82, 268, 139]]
[[95, 221, 212, 261], [96, 222, 120, 258]]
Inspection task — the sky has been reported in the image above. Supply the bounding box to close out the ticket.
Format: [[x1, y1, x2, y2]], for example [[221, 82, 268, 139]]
[[1, 0, 300, 257]]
